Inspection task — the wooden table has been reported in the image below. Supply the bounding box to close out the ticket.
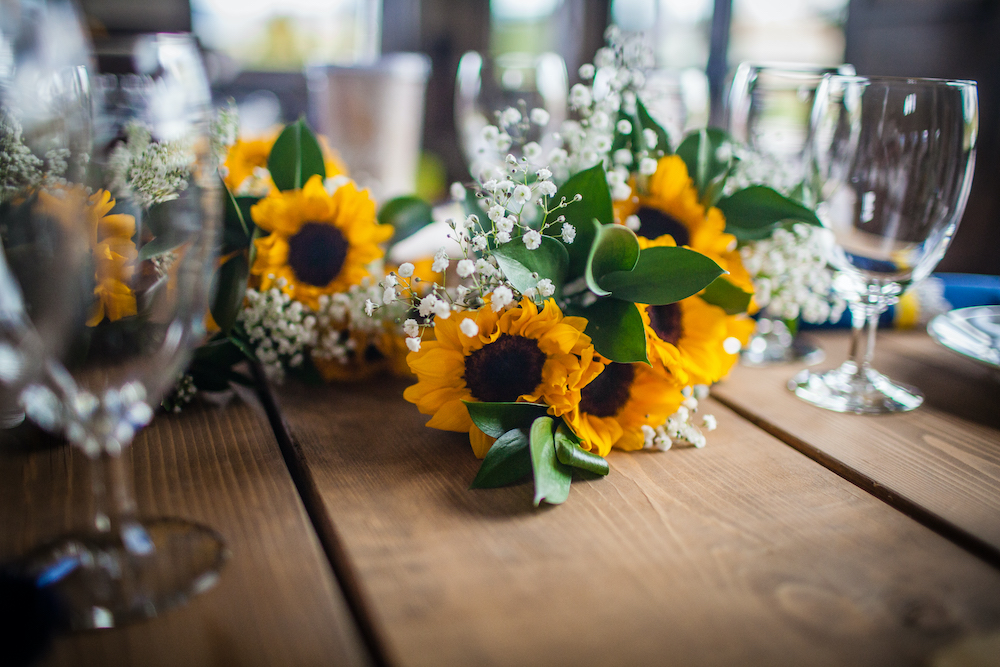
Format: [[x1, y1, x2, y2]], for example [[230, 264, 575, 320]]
[[2, 330, 999, 666]]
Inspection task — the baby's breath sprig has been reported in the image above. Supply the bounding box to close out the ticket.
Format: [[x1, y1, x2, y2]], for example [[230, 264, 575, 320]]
[[640, 385, 718, 451]]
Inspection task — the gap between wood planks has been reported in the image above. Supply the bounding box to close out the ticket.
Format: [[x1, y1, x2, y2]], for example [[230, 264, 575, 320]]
[[250, 362, 392, 667], [711, 392, 1000, 572]]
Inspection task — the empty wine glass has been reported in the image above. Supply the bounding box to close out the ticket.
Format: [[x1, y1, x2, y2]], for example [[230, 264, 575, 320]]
[[728, 62, 854, 367], [791, 75, 978, 413], [0, 0, 93, 425], [21, 33, 226, 629], [455, 50, 567, 179]]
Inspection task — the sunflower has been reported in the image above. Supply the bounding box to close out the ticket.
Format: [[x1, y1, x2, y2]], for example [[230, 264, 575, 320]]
[[35, 187, 138, 326], [403, 297, 605, 458], [565, 360, 684, 456], [617, 155, 754, 296], [250, 175, 392, 310], [222, 131, 347, 195]]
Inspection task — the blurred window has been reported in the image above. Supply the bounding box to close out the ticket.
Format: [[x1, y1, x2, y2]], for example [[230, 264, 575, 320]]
[[729, 0, 849, 66]]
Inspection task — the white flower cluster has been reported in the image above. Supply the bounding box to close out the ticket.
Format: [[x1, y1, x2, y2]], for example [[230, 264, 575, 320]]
[[371, 154, 577, 350], [107, 122, 193, 208], [312, 276, 407, 364], [552, 26, 661, 197], [740, 223, 846, 324], [640, 385, 717, 451], [210, 102, 240, 164], [239, 281, 318, 381], [0, 107, 81, 202], [162, 373, 197, 413]]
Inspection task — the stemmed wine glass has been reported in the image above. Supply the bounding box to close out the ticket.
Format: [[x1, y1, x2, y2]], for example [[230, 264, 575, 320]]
[[455, 50, 567, 179], [727, 62, 854, 366], [791, 74, 978, 413], [21, 33, 226, 629]]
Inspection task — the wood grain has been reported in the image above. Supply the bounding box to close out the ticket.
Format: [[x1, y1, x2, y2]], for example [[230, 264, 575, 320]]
[[270, 377, 1000, 667], [0, 399, 371, 667], [712, 330, 1000, 562]]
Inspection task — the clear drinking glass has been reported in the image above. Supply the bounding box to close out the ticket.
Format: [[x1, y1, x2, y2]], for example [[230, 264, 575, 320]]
[[21, 33, 226, 629], [791, 75, 978, 413], [0, 0, 93, 425], [727, 62, 854, 366], [455, 50, 568, 179]]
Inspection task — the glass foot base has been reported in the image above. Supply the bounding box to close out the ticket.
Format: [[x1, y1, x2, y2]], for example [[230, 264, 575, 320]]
[[789, 362, 924, 414], [742, 332, 825, 367], [24, 517, 228, 630]]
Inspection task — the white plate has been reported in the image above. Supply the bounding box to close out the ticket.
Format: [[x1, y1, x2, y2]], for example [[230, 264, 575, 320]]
[[927, 305, 1000, 370]]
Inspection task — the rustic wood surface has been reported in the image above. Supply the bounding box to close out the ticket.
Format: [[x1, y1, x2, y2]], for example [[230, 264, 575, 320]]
[[271, 375, 1000, 667], [0, 399, 371, 667], [712, 330, 1000, 563]]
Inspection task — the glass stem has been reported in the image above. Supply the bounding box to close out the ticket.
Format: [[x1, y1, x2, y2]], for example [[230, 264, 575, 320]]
[[846, 287, 888, 379], [89, 448, 139, 535]]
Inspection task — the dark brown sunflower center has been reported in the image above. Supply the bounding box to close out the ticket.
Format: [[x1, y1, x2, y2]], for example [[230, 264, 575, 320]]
[[579, 362, 635, 418], [287, 222, 348, 287], [647, 302, 683, 346], [464, 334, 545, 403], [636, 206, 690, 247]]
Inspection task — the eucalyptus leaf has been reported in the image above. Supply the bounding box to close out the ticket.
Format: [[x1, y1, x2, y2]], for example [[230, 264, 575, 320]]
[[469, 428, 532, 489], [554, 423, 609, 475], [529, 416, 571, 506], [267, 119, 326, 191], [379, 196, 433, 245], [600, 246, 723, 305], [553, 163, 614, 276], [717, 185, 821, 241], [464, 401, 551, 438], [572, 298, 648, 364], [209, 253, 249, 335], [585, 220, 640, 297], [700, 275, 753, 315], [493, 236, 569, 296]]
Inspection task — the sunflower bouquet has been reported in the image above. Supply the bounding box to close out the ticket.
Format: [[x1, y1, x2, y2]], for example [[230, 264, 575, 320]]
[[368, 26, 823, 506]]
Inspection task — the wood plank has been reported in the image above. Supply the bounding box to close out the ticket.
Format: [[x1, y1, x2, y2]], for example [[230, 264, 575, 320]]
[[0, 399, 372, 667], [712, 330, 1000, 562], [271, 377, 1000, 667]]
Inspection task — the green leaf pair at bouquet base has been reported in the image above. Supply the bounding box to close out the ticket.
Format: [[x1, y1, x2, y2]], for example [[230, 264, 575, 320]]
[[466, 402, 608, 506]]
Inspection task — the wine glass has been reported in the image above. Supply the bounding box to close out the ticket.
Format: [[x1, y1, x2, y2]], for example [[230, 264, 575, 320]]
[[0, 0, 93, 426], [455, 50, 567, 179], [21, 33, 226, 629], [727, 62, 854, 366], [791, 74, 978, 413]]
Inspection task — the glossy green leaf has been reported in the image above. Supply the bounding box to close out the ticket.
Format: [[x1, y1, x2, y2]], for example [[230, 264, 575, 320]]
[[137, 235, 186, 261], [529, 416, 571, 506], [553, 164, 614, 276], [635, 98, 671, 154], [600, 246, 723, 305], [463, 401, 551, 438], [700, 275, 754, 315], [493, 236, 569, 296], [267, 119, 326, 191], [676, 128, 734, 201], [585, 220, 640, 297], [379, 196, 433, 245], [573, 298, 648, 364], [469, 428, 532, 489], [717, 185, 822, 241], [222, 190, 259, 254], [209, 253, 249, 335], [222, 179, 250, 237], [554, 423, 609, 475]]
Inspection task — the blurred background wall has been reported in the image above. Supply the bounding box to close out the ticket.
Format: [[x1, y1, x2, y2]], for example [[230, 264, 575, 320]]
[[77, 0, 998, 275]]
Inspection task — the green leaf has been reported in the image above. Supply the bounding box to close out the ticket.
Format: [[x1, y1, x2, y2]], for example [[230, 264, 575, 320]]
[[717, 185, 822, 241], [268, 119, 326, 191], [379, 196, 433, 245], [137, 235, 186, 261], [700, 276, 754, 315], [635, 98, 671, 155], [600, 246, 724, 305], [554, 423, 609, 475], [572, 298, 648, 364], [463, 401, 551, 438], [529, 416, 571, 506], [553, 164, 614, 276], [209, 253, 249, 335], [585, 220, 640, 297], [222, 179, 250, 237], [676, 128, 734, 202], [469, 428, 532, 488], [493, 236, 569, 296]]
